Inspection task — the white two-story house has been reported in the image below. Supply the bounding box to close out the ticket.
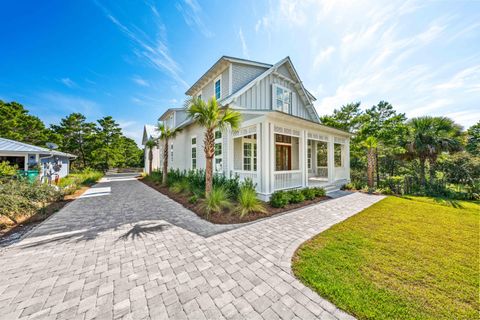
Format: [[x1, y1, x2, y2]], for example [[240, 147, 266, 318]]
[[142, 56, 351, 200]]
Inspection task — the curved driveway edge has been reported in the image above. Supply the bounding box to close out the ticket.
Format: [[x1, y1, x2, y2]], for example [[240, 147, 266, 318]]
[[0, 174, 383, 319]]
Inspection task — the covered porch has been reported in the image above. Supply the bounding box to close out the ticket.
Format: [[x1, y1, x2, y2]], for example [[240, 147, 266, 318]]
[[227, 113, 350, 199]]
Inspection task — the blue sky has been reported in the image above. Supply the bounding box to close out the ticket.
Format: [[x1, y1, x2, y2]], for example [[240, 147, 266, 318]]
[[1, 0, 479, 145]]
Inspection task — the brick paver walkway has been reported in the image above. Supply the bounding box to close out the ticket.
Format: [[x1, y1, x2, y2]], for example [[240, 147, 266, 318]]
[[0, 174, 383, 319]]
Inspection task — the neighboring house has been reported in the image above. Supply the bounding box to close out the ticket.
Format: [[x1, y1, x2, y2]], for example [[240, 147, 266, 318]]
[[143, 56, 351, 199], [142, 124, 161, 174], [0, 137, 76, 179]]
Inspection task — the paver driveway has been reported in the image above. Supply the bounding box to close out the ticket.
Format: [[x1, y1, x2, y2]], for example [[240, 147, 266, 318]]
[[0, 174, 383, 320]]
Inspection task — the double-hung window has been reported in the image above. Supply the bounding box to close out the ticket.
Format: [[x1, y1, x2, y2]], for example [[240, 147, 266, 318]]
[[307, 140, 312, 171], [214, 131, 222, 172], [275, 85, 292, 114], [214, 77, 221, 100], [191, 137, 197, 170], [242, 134, 257, 171], [170, 143, 174, 163]]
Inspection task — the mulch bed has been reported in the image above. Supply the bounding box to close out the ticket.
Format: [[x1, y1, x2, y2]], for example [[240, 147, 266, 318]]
[[140, 178, 330, 224]]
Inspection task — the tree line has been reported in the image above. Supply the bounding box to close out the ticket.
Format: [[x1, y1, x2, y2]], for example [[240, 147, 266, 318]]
[[0, 100, 143, 171], [320, 101, 479, 198]]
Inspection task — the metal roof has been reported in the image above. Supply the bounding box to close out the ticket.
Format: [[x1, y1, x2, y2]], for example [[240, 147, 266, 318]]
[[0, 137, 77, 158]]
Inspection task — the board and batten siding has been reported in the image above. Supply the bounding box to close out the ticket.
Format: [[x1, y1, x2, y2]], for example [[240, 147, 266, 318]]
[[233, 70, 316, 122], [198, 67, 230, 100], [231, 63, 269, 94]]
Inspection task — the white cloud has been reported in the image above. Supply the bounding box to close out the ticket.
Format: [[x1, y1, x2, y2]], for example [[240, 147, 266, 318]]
[[238, 28, 250, 58], [94, 2, 189, 88], [434, 65, 480, 91], [60, 78, 77, 88], [132, 76, 149, 87], [176, 0, 213, 38], [313, 46, 335, 68]]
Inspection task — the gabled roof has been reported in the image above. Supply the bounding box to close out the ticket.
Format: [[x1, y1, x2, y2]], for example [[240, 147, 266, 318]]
[[0, 137, 77, 158], [221, 56, 320, 122], [185, 56, 272, 96], [142, 124, 160, 145]]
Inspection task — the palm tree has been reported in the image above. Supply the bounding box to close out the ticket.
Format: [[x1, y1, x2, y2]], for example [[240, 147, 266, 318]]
[[144, 138, 157, 174], [406, 116, 462, 186], [157, 122, 182, 186], [363, 136, 378, 188], [187, 97, 242, 194]]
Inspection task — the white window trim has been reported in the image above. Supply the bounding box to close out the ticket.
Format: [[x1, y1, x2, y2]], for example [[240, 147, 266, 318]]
[[191, 135, 197, 170], [241, 136, 257, 172], [214, 130, 222, 172], [272, 84, 292, 114], [214, 76, 222, 100]]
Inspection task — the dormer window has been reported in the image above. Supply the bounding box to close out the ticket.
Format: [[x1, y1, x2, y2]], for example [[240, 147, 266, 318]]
[[274, 85, 292, 114], [214, 77, 221, 100]]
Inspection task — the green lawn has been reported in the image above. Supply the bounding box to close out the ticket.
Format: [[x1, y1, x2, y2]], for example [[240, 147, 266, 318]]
[[292, 196, 479, 320]]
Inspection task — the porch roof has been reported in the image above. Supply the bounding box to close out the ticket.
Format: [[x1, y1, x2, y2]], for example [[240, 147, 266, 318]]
[[0, 137, 77, 158], [237, 110, 353, 137]]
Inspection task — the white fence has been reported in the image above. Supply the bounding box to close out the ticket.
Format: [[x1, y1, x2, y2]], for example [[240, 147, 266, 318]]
[[273, 170, 302, 191], [232, 170, 259, 187]]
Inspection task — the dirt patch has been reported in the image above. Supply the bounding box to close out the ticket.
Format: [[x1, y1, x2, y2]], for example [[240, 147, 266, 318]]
[[140, 178, 330, 225]]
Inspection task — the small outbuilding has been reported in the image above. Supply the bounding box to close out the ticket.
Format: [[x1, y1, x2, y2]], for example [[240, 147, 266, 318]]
[[0, 137, 76, 180]]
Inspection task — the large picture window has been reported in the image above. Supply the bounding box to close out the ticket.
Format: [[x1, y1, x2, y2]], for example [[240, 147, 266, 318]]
[[275, 85, 291, 114]]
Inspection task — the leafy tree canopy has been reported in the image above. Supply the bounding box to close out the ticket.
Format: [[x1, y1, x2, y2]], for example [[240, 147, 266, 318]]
[[0, 100, 53, 146]]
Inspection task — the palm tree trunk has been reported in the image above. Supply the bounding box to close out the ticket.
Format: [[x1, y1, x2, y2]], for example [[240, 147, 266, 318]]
[[375, 147, 380, 187], [162, 138, 169, 186], [148, 148, 153, 174], [204, 128, 215, 194], [419, 157, 426, 187], [429, 157, 437, 184], [367, 148, 375, 188]]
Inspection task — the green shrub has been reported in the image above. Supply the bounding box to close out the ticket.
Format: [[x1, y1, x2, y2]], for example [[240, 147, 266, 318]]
[[270, 191, 291, 208], [58, 169, 103, 190], [341, 183, 355, 190], [148, 170, 163, 184], [0, 179, 63, 223], [236, 186, 266, 218], [214, 173, 240, 200], [288, 190, 305, 203], [312, 187, 326, 197], [188, 194, 198, 204], [200, 187, 232, 217], [170, 179, 191, 194], [377, 187, 394, 195], [0, 161, 18, 176], [302, 188, 316, 200], [0, 193, 36, 223]]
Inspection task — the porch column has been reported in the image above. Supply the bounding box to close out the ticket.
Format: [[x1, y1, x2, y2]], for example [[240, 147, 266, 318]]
[[345, 139, 351, 181], [227, 128, 234, 177], [24, 155, 28, 171], [256, 123, 262, 191], [260, 122, 270, 195], [269, 122, 275, 194], [328, 135, 335, 183], [300, 130, 306, 187]]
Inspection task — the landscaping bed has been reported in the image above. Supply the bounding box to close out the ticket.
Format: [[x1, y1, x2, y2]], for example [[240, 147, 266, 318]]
[[0, 168, 103, 246], [292, 196, 479, 319], [141, 170, 329, 224]]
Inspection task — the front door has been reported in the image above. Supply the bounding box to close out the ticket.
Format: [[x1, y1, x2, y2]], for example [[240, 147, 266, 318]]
[[275, 145, 291, 171]]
